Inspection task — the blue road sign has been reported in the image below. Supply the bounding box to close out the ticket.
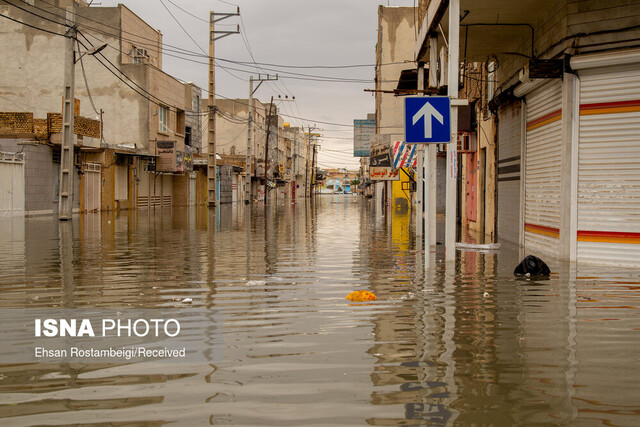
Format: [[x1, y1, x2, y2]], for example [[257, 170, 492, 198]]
[[404, 96, 451, 143]]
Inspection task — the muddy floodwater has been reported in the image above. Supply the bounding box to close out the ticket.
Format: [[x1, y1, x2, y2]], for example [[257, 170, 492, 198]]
[[0, 196, 639, 426]]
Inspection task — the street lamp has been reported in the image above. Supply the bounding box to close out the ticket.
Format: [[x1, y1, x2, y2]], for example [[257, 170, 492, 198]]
[[75, 43, 107, 63]]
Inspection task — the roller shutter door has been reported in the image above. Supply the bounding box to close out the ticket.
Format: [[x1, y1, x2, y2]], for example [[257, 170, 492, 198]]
[[524, 79, 562, 256], [497, 102, 522, 244], [577, 64, 640, 265]]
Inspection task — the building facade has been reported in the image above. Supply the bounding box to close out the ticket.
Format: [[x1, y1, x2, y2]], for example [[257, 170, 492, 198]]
[[416, 0, 640, 265], [0, 0, 206, 215]]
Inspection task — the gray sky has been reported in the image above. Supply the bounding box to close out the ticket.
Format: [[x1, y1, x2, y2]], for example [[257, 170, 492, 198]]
[[94, 0, 416, 169]]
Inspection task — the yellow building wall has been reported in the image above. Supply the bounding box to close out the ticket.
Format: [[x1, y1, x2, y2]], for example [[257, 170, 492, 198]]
[[391, 168, 411, 212]]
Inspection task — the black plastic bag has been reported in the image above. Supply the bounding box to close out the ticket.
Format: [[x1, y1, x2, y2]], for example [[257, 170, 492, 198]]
[[514, 255, 550, 277]]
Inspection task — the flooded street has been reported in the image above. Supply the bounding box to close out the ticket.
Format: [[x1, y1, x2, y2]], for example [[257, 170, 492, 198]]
[[0, 196, 639, 426]]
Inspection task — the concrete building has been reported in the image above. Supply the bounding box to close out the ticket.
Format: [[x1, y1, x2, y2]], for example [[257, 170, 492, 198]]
[[213, 98, 309, 203], [416, 0, 640, 265], [375, 6, 417, 212], [456, 62, 497, 239], [0, 110, 100, 216], [0, 0, 204, 215]]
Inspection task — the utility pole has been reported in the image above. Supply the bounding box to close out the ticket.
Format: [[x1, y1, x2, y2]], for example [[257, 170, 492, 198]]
[[292, 130, 297, 199], [58, 8, 106, 221], [59, 9, 76, 220], [245, 74, 278, 203], [311, 137, 318, 197], [263, 96, 274, 205], [207, 8, 239, 207], [304, 130, 309, 198], [304, 125, 317, 198]]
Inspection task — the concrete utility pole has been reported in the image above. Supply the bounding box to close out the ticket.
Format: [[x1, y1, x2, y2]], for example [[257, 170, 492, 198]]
[[59, 10, 76, 220], [304, 125, 317, 198], [207, 9, 239, 207], [245, 74, 278, 203], [311, 139, 318, 196], [58, 9, 106, 221], [263, 96, 274, 205]]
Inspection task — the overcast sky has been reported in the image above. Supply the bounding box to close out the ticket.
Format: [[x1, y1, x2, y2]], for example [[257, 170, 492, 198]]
[[94, 0, 416, 170]]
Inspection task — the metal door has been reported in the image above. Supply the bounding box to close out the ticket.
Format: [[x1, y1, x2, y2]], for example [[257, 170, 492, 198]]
[[0, 152, 25, 216], [465, 151, 477, 222], [83, 163, 101, 212], [189, 174, 196, 206], [497, 101, 522, 244], [577, 63, 640, 264], [524, 79, 563, 256]]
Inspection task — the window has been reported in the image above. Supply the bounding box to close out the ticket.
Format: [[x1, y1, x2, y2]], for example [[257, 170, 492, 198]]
[[132, 47, 148, 64], [185, 126, 192, 146], [159, 105, 168, 133], [485, 60, 496, 119], [177, 109, 185, 135]]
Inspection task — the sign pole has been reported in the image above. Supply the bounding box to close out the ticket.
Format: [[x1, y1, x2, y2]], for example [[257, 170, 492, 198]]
[[428, 34, 439, 248], [416, 63, 425, 244], [445, 0, 460, 260]]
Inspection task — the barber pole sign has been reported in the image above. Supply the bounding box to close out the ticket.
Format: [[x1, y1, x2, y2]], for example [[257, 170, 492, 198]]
[[392, 141, 417, 170]]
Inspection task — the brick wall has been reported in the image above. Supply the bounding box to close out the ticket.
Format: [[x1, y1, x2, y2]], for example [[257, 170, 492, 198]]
[[0, 112, 34, 136], [47, 113, 101, 138], [33, 119, 48, 140]]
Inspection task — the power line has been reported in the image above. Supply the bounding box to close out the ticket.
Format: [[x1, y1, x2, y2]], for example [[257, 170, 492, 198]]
[[159, 0, 207, 54], [32, 0, 415, 70], [3, 1, 400, 134]]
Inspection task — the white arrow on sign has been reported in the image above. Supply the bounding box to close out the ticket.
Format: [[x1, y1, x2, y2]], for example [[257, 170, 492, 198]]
[[412, 101, 444, 139]]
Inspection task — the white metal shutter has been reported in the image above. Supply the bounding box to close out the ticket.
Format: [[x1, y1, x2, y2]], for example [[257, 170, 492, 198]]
[[83, 163, 101, 212], [524, 79, 563, 256], [115, 165, 128, 201], [497, 102, 522, 244], [0, 152, 25, 216], [577, 63, 640, 265]]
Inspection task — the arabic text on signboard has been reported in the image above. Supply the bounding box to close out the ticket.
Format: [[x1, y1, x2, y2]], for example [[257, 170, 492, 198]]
[[353, 119, 375, 157], [370, 167, 400, 181]]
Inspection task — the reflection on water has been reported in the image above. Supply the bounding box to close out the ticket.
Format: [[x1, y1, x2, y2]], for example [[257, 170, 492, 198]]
[[0, 196, 639, 425]]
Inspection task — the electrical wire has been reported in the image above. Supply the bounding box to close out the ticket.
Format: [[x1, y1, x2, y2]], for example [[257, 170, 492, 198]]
[[76, 38, 100, 116], [3, 0, 403, 153], [33, 0, 409, 71]]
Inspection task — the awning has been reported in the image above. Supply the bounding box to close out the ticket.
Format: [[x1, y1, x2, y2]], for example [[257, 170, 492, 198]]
[[416, 0, 557, 62]]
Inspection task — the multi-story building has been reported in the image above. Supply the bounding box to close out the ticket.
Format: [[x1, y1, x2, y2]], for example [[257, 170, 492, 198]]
[[0, 0, 204, 215], [214, 98, 309, 202], [415, 0, 640, 265]]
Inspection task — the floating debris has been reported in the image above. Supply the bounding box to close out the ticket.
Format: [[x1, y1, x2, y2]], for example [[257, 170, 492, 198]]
[[514, 255, 550, 277], [456, 242, 501, 251], [180, 298, 193, 304], [346, 290, 377, 302]]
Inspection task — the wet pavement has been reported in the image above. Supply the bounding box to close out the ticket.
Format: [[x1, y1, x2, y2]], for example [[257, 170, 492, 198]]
[[0, 195, 639, 426]]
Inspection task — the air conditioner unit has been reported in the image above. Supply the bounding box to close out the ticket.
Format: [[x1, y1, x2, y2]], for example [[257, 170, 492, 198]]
[[457, 132, 476, 153], [133, 48, 148, 58]]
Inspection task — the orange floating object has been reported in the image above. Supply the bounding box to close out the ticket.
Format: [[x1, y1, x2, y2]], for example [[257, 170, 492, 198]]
[[346, 290, 377, 302]]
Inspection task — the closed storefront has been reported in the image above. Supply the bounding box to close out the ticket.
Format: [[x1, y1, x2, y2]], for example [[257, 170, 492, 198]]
[[0, 152, 24, 216], [523, 79, 563, 256], [82, 163, 101, 212], [497, 101, 522, 244], [576, 62, 640, 264]]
